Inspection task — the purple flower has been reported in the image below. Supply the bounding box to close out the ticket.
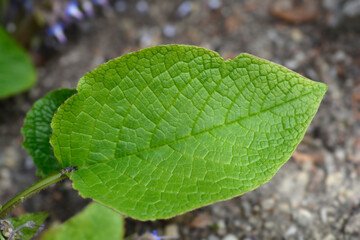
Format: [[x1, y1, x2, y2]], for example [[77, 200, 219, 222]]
[[92, 0, 109, 7], [46, 22, 67, 44], [152, 231, 162, 240], [65, 0, 84, 20], [82, 0, 94, 17]]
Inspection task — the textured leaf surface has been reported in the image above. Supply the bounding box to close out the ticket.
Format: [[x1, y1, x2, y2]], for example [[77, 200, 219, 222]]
[[50, 45, 327, 220], [39, 203, 124, 240], [22, 88, 77, 176], [5, 212, 48, 240], [0, 26, 36, 99]]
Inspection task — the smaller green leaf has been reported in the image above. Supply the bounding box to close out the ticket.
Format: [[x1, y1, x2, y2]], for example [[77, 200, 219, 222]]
[[0, 26, 36, 99], [40, 202, 124, 240], [22, 88, 77, 176], [5, 212, 48, 240]]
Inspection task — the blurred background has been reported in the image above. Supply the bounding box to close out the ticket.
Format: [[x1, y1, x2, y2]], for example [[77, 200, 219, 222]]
[[0, 0, 360, 239]]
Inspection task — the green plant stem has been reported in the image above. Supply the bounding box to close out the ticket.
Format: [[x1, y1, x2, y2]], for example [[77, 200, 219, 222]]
[[0, 172, 67, 218]]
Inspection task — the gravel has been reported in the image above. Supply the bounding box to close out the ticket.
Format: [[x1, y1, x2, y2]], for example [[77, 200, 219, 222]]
[[1, 0, 360, 239]]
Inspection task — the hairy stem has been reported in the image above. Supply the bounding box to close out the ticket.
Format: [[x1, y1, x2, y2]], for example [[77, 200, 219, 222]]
[[0, 172, 67, 218]]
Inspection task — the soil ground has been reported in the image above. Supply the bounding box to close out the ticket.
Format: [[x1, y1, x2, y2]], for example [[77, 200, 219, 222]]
[[1, 0, 360, 239]]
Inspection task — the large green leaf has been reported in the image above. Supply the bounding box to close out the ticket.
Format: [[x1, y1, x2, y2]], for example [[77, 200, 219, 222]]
[[0, 26, 36, 99], [22, 88, 77, 176], [1, 212, 48, 240], [39, 203, 124, 240], [50, 45, 327, 220]]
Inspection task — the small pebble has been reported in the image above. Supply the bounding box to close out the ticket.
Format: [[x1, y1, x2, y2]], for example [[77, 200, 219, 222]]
[[1, 146, 19, 168], [345, 213, 360, 234], [334, 147, 346, 161], [234, 220, 241, 227], [291, 29, 304, 42], [164, 224, 179, 237], [140, 31, 153, 47], [136, 0, 148, 13], [222, 234, 238, 240], [295, 209, 314, 227], [323, 234, 336, 240], [326, 171, 343, 191], [208, 234, 220, 240], [0, 168, 12, 194], [114, 0, 127, 12], [261, 198, 275, 211], [217, 220, 226, 236], [284, 225, 297, 237], [264, 221, 274, 229], [323, 0, 340, 11], [163, 24, 176, 38], [208, 0, 222, 10], [177, 1, 192, 17], [24, 156, 35, 170], [342, 0, 360, 18], [334, 50, 347, 62], [320, 208, 328, 223]]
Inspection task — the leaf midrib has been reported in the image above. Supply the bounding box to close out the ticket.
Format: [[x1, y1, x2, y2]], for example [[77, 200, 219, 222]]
[[75, 90, 315, 169]]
